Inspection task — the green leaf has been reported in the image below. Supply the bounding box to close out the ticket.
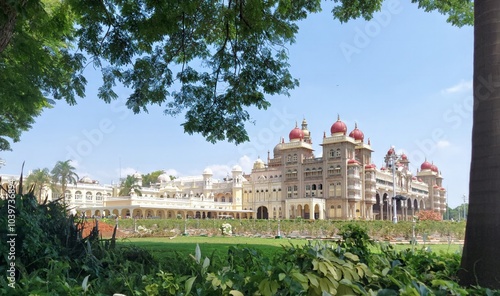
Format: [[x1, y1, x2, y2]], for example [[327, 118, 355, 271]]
[[230, 290, 244, 296], [185, 276, 197, 295]]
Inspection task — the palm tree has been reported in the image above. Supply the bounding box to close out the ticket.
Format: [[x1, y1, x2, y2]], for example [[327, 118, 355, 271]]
[[459, 0, 500, 289], [119, 175, 142, 196], [51, 160, 79, 202], [25, 168, 51, 202]]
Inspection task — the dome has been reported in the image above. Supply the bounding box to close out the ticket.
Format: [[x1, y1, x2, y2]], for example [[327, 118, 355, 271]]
[[79, 176, 92, 183], [330, 115, 347, 135], [347, 159, 360, 165], [273, 142, 283, 156], [289, 125, 304, 141], [348, 123, 364, 141], [387, 146, 395, 156], [365, 164, 376, 169], [430, 163, 439, 172], [412, 176, 417, 180], [401, 153, 408, 160], [418, 178, 423, 182], [158, 173, 170, 182], [232, 165, 242, 172], [421, 160, 432, 170], [253, 158, 266, 170], [133, 172, 142, 179], [203, 168, 213, 175]]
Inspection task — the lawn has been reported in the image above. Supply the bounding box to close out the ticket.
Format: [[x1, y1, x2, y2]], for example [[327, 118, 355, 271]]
[[120, 236, 463, 263]]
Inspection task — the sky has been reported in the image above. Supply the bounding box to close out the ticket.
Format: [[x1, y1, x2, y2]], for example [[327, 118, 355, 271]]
[[1, 0, 473, 208]]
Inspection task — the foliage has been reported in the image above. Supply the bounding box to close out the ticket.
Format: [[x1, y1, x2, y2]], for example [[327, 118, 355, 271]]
[[0, 0, 473, 148], [417, 210, 443, 221], [50, 160, 79, 201], [142, 170, 165, 187], [0, 0, 85, 151], [119, 174, 142, 196], [0, 189, 496, 295], [24, 168, 51, 201]]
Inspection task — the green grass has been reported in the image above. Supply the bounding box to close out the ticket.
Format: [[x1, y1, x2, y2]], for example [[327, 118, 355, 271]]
[[120, 236, 463, 263], [119, 236, 309, 261]]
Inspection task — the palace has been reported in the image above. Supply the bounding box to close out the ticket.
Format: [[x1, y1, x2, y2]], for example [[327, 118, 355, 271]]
[[4, 116, 447, 221]]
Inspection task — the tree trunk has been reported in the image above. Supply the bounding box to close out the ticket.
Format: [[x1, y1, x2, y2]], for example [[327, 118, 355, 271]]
[[459, 0, 500, 288], [0, 0, 21, 53]]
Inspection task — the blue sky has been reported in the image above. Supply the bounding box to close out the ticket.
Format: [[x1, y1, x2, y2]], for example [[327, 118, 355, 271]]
[[1, 0, 472, 208]]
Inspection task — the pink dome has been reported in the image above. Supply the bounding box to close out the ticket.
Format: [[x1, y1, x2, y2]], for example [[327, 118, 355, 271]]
[[401, 153, 408, 160], [431, 163, 439, 172], [347, 159, 360, 165], [331, 115, 347, 135], [421, 160, 432, 170], [387, 147, 395, 155], [349, 123, 364, 141], [289, 126, 304, 141]]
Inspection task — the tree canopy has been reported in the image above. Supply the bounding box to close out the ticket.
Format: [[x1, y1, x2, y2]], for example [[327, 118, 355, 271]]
[[0, 0, 473, 151]]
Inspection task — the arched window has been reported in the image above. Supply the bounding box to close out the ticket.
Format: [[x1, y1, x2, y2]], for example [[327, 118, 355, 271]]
[[86, 192, 92, 201], [293, 154, 298, 162], [96, 192, 103, 201], [75, 191, 82, 200], [65, 190, 72, 199], [329, 149, 335, 157]]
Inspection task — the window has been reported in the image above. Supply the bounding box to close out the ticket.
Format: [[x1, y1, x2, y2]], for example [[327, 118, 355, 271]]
[[335, 149, 341, 157], [293, 154, 298, 162], [65, 190, 72, 199], [96, 192, 103, 201], [86, 192, 92, 201], [75, 191, 82, 200], [329, 149, 335, 158]]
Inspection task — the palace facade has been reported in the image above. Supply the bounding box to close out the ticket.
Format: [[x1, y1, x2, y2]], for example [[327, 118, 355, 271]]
[[5, 117, 447, 221]]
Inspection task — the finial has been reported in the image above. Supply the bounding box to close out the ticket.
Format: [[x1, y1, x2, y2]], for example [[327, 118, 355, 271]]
[[323, 131, 326, 138], [337, 114, 340, 121]]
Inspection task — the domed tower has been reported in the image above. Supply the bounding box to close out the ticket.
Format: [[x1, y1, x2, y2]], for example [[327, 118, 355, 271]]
[[231, 165, 243, 208], [133, 172, 142, 187], [273, 137, 285, 158], [348, 123, 364, 143], [289, 122, 304, 142], [301, 118, 312, 144], [202, 168, 213, 190], [330, 115, 347, 136]]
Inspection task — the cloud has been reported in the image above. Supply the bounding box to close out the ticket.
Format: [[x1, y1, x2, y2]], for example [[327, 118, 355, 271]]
[[436, 140, 451, 149], [205, 155, 256, 180], [162, 168, 179, 177], [441, 80, 472, 95], [117, 167, 138, 177]]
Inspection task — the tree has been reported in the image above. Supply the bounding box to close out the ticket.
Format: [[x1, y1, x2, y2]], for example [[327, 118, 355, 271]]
[[119, 175, 142, 196], [142, 170, 164, 187], [0, 1, 474, 149], [51, 160, 79, 201], [458, 0, 500, 288], [25, 168, 51, 202], [0, 0, 85, 151]]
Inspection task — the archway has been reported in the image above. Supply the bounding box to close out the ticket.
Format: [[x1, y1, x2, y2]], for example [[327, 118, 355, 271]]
[[304, 204, 310, 219], [314, 204, 320, 219], [257, 206, 268, 219]]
